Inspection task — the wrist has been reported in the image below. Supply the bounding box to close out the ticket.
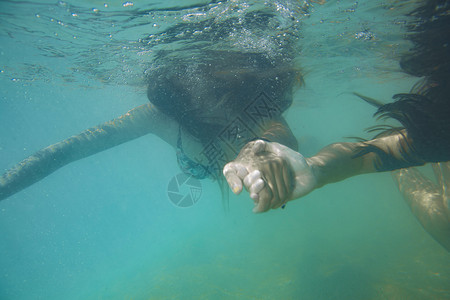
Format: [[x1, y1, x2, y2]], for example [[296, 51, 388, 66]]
[[287, 155, 318, 199], [304, 156, 323, 188]]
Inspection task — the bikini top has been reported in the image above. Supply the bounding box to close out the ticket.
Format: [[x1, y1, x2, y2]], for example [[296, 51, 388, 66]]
[[176, 127, 212, 179]]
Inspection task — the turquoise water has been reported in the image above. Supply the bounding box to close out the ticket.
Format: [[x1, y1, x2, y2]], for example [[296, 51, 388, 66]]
[[0, 1, 449, 299]]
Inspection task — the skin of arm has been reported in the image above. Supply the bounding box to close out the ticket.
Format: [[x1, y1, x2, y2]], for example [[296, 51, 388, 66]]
[[224, 130, 424, 212], [307, 130, 414, 188], [0, 96, 296, 203], [0, 103, 179, 201], [259, 116, 299, 152], [224, 128, 450, 252], [392, 162, 450, 251]]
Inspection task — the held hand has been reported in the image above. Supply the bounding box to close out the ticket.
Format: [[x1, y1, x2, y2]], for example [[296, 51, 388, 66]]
[[223, 140, 317, 213]]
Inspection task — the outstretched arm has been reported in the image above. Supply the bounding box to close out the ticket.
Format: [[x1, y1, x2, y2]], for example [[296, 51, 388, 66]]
[[0, 103, 177, 201], [224, 130, 427, 212], [307, 129, 421, 188]]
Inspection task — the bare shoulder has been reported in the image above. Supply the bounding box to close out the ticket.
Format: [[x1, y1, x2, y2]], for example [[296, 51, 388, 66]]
[[127, 103, 179, 147]]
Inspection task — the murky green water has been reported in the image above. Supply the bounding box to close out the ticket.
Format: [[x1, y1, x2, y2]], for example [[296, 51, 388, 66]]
[[0, 1, 449, 299]]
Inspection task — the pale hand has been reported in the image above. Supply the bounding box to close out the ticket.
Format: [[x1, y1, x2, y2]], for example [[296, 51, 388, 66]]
[[223, 140, 317, 213]]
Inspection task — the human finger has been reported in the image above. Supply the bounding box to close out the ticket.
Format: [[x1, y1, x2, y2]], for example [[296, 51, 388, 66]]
[[264, 161, 288, 209], [252, 184, 272, 213], [253, 170, 277, 213], [255, 160, 282, 209], [243, 170, 261, 190], [249, 178, 264, 200], [270, 159, 293, 209], [243, 170, 263, 200], [251, 139, 267, 154], [282, 158, 294, 197], [223, 163, 246, 194]]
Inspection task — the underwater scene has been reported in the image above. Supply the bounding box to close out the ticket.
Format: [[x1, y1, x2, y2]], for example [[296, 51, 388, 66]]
[[0, 0, 449, 299]]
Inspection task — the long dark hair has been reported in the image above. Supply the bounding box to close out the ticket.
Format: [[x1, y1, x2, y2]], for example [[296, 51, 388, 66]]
[[146, 50, 301, 143], [355, 0, 450, 170], [379, 0, 450, 164]]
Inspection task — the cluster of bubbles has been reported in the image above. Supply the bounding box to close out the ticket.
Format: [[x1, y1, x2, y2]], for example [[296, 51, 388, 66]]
[[0, 0, 312, 87], [295, 0, 416, 81]]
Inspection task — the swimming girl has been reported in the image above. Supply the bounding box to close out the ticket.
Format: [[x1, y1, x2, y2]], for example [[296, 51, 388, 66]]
[[0, 50, 301, 203]]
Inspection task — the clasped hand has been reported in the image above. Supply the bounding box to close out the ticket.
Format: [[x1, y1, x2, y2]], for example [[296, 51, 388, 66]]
[[223, 140, 317, 213]]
